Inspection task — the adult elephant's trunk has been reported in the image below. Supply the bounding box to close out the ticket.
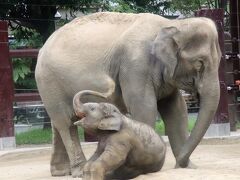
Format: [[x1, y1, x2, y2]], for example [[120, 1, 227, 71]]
[[73, 90, 107, 118], [178, 72, 220, 166]]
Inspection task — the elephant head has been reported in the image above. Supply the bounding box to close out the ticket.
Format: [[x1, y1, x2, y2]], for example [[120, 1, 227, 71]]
[[73, 90, 123, 132], [152, 18, 221, 164]]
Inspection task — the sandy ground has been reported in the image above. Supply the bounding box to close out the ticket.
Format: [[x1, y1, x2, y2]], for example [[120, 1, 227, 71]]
[[1, 139, 240, 180]]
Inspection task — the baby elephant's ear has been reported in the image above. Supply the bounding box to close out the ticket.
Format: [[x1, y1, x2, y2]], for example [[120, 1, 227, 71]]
[[98, 117, 122, 131]]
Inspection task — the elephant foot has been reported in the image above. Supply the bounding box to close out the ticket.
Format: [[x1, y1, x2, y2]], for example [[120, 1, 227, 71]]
[[71, 160, 86, 178], [71, 167, 83, 178], [186, 161, 197, 169], [51, 164, 71, 176], [175, 160, 197, 169]]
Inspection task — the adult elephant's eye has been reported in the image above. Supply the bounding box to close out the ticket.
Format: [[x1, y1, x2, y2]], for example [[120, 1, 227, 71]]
[[91, 107, 95, 111]]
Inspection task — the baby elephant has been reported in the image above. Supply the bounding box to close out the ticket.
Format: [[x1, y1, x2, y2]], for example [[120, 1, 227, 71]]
[[73, 90, 166, 180]]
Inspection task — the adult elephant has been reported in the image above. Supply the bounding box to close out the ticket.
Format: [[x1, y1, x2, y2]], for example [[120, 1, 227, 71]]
[[35, 12, 221, 177]]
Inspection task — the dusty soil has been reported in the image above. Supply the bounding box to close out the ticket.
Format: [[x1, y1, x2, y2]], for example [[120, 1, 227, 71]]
[[1, 139, 240, 180]]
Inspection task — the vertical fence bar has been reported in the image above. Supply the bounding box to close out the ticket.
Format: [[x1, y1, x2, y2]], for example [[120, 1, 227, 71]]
[[195, 9, 230, 136], [230, 0, 239, 54], [227, 0, 240, 131], [0, 21, 16, 149]]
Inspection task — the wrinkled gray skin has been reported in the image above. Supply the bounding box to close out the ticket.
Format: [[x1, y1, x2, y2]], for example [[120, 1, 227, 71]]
[[35, 12, 221, 177], [73, 90, 166, 180]]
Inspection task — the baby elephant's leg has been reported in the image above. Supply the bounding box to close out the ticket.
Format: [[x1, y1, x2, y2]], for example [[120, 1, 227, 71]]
[[82, 161, 105, 180], [83, 142, 131, 180], [108, 166, 142, 180]]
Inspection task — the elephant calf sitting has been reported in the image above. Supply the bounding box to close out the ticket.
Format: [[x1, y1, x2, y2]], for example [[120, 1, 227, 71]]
[[73, 90, 166, 180]]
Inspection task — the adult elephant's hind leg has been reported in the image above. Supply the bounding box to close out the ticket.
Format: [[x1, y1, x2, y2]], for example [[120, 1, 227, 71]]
[[53, 117, 87, 177], [44, 95, 86, 177], [50, 126, 71, 176], [69, 124, 87, 177], [158, 90, 195, 168]]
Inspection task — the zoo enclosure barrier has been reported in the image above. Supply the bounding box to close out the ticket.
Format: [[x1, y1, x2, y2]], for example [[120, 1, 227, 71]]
[[0, 21, 15, 149], [0, 21, 51, 150], [224, 0, 240, 131]]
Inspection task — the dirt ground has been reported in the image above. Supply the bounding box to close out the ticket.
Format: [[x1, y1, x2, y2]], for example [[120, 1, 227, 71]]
[[1, 139, 240, 180]]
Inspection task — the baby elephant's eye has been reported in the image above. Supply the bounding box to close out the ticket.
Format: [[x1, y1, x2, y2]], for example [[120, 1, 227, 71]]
[[113, 109, 116, 112]]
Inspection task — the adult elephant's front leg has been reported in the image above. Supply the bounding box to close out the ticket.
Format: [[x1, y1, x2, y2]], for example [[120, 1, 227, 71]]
[[158, 90, 195, 168]]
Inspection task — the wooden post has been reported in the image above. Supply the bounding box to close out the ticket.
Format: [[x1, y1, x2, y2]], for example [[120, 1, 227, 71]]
[[0, 21, 16, 149]]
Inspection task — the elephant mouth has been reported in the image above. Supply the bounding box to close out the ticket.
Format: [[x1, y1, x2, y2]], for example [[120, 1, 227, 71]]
[[176, 77, 197, 92], [75, 111, 86, 119]]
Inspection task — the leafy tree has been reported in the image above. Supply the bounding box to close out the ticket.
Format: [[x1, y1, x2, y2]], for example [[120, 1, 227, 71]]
[[170, 0, 220, 15], [110, 0, 222, 16], [108, 0, 171, 14], [0, 0, 106, 42]]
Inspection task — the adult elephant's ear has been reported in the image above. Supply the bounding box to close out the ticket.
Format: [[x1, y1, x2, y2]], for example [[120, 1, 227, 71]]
[[152, 26, 180, 78]]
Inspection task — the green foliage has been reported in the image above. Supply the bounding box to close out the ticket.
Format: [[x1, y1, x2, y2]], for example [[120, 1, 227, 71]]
[[155, 120, 165, 135], [108, 0, 218, 16], [78, 127, 85, 141], [10, 28, 43, 89], [12, 58, 31, 82], [237, 122, 240, 129], [109, 0, 138, 13], [155, 116, 197, 135], [16, 128, 52, 145], [16, 117, 198, 145], [11, 27, 43, 48], [188, 116, 197, 132], [11, 57, 37, 89], [108, 0, 171, 14], [170, 0, 216, 16], [14, 29, 43, 48], [16, 127, 85, 145]]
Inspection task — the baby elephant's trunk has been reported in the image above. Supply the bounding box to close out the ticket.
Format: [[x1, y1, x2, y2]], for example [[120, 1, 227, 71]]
[[73, 90, 106, 117], [73, 82, 115, 118]]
